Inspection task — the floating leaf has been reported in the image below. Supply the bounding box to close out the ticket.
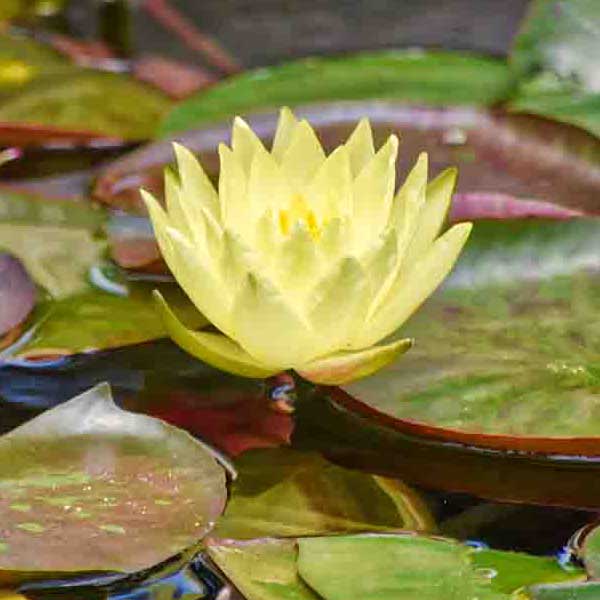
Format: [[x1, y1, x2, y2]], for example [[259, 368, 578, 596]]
[[208, 534, 582, 600], [0, 71, 173, 141], [0, 383, 226, 585], [208, 538, 317, 600], [14, 282, 206, 358], [339, 214, 600, 456], [510, 0, 600, 136], [159, 50, 515, 135], [213, 448, 433, 539], [95, 103, 600, 219]]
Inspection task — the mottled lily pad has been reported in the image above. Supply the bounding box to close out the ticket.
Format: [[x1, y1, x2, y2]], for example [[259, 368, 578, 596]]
[[0, 383, 226, 585], [95, 102, 600, 219], [213, 448, 433, 539], [207, 534, 582, 600], [339, 213, 600, 456]]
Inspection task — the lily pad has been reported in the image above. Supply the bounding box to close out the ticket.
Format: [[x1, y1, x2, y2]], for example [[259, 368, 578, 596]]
[[510, 0, 600, 137], [0, 383, 226, 585], [159, 50, 515, 135], [213, 448, 433, 539], [207, 534, 582, 600], [0, 71, 173, 141], [94, 102, 600, 218], [338, 212, 600, 456]]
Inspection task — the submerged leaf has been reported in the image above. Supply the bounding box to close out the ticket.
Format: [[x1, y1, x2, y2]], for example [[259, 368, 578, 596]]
[[213, 448, 433, 539], [0, 383, 226, 585]]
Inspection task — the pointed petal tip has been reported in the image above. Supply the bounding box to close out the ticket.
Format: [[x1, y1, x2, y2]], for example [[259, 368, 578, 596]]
[[297, 338, 413, 385]]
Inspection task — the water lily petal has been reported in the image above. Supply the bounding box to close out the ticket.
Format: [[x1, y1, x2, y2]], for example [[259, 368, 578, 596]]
[[345, 117, 375, 176], [308, 257, 369, 355], [247, 144, 293, 219], [272, 106, 299, 161], [154, 290, 278, 378], [305, 145, 353, 220], [173, 143, 220, 219], [218, 144, 252, 240], [232, 116, 267, 174], [297, 338, 413, 385], [143, 190, 232, 333], [358, 222, 473, 347], [280, 119, 326, 191], [164, 166, 222, 259], [275, 223, 319, 301], [351, 135, 398, 251], [232, 272, 315, 367], [368, 153, 428, 317], [402, 166, 457, 266]]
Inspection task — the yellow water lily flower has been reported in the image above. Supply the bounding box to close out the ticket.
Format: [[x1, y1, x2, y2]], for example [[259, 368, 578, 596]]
[[142, 108, 472, 384]]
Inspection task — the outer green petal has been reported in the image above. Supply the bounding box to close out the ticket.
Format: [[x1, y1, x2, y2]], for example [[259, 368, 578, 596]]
[[297, 338, 413, 385], [154, 290, 279, 378]]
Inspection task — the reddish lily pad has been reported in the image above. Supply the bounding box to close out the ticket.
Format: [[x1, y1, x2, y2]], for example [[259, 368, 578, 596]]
[[94, 102, 600, 222], [335, 209, 600, 456], [0, 254, 35, 336], [0, 383, 226, 585]]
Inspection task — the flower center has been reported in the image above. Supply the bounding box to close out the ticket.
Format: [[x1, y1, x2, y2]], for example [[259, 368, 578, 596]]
[[278, 194, 320, 240]]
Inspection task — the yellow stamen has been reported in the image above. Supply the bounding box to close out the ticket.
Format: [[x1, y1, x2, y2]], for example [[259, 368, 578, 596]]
[[278, 194, 321, 239]]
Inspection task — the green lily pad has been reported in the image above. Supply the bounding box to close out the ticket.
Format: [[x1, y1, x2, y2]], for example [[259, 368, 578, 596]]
[[510, 0, 600, 137], [298, 535, 479, 600], [208, 538, 317, 600], [213, 448, 433, 539], [340, 216, 600, 455], [160, 50, 515, 135], [207, 534, 582, 600], [0, 383, 226, 585]]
